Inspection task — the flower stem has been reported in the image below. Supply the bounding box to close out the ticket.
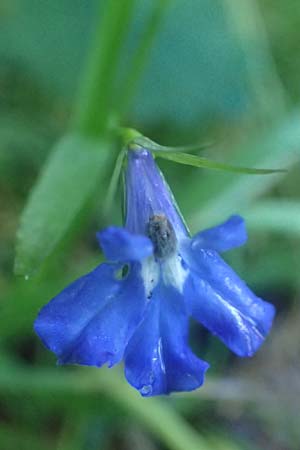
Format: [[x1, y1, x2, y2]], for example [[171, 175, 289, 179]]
[[72, 0, 136, 137], [117, 0, 171, 117]]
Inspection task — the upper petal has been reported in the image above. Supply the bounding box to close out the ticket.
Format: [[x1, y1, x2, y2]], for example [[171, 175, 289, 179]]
[[183, 248, 275, 357], [124, 283, 209, 396], [97, 226, 153, 262], [191, 215, 247, 253], [125, 148, 188, 239], [34, 262, 147, 367]]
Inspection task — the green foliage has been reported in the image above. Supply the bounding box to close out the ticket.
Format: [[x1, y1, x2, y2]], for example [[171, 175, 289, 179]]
[[181, 112, 300, 229], [133, 135, 214, 153], [1, 0, 300, 449], [73, 0, 137, 135], [0, 0, 255, 128], [14, 134, 111, 276], [154, 150, 285, 174], [246, 199, 300, 236]]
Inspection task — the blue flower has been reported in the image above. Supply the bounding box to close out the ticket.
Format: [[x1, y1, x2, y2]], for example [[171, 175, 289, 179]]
[[34, 147, 275, 396]]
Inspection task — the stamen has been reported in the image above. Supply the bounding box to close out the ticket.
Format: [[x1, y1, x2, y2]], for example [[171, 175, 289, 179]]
[[147, 214, 177, 259]]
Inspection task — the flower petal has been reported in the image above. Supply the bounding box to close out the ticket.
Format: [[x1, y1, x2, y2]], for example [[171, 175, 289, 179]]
[[125, 149, 188, 238], [191, 215, 247, 252], [184, 249, 275, 357], [97, 226, 153, 262], [124, 283, 209, 396], [34, 262, 147, 366]]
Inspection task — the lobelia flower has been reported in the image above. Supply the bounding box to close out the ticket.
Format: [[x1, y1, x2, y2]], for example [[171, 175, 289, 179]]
[[34, 146, 275, 396]]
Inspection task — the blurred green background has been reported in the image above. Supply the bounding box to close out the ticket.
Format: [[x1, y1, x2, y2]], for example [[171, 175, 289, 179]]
[[1, 0, 300, 449]]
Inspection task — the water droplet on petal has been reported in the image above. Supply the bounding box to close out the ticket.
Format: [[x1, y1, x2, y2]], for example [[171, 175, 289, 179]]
[[140, 385, 152, 396]]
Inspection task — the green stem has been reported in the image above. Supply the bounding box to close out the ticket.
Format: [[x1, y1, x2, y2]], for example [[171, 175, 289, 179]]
[[117, 0, 170, 116], [72, 0, 136, 137]]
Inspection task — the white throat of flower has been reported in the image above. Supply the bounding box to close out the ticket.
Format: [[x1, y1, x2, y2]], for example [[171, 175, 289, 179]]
[[141, 253, 188, 300], [141, 213, 189, 300]]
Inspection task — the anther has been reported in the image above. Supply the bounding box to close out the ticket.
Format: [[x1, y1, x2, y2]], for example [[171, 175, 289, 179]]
[[147, 214, 177, 259]]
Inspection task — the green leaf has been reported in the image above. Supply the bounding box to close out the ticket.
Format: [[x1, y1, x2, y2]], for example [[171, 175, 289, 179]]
[[180, 111, 300, 229], [134, 136, 214, 153], [14, 133, 111, 276], [103, 147, 126, 217], [154, 150, 285, 174]]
